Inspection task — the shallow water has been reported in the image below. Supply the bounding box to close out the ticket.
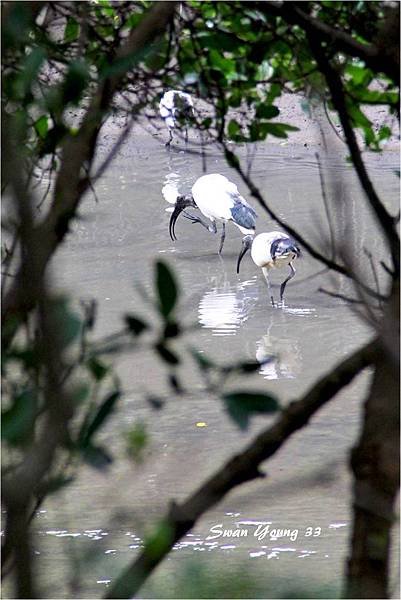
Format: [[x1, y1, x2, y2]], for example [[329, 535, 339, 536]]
[[19, 133, 400, 598]]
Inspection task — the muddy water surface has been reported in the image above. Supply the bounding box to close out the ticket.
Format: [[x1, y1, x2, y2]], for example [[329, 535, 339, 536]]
[[27, 133, 399, 598]]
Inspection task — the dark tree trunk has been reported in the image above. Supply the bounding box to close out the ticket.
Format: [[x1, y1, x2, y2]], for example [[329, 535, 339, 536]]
[[345, 282, 400, 598]]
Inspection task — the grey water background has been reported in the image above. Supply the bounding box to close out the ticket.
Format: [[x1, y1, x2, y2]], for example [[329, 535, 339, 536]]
[[30, 131, 399, 598]]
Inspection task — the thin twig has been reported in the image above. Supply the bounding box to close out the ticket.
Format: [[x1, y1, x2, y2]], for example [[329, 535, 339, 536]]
[[323, 99, 346, 144], [315, 151, 336, 261], [364, 247, 383, 309], [221, 143, 386, 302], [319, 287, 364, 304], [306, 33, 400, 276]]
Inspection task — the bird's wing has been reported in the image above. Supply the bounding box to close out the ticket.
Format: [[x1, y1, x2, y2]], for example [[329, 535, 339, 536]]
[[230, 200, 257, 231], [159, 103, 172, 118], [229, 188, 257, 218], [229, 191, 257, 215]]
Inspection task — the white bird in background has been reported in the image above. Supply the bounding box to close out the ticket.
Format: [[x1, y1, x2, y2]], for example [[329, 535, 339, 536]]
[[237, 231, 301, 306], [159, 90, 194, 147], [168, 173, 258, 254]]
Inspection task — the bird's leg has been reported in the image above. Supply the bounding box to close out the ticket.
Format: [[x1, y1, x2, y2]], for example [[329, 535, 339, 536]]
[[185, 127, 188, 144], [218, 222, 226, 255], [262, 267, 275, 307], [165, 129, 173, 148], [181, 212, 217, 234], [280, 262, 296, 303]]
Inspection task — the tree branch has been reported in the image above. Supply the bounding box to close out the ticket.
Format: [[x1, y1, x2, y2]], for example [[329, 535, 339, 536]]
[[305, 34, 400, 277], [105, 341, 375, 599], [222, 144, 386, 302], [1, 113, 75, 597], [1, 1, 177, 351], [262, 1, 399, 86], [345, 282, 399, 598]]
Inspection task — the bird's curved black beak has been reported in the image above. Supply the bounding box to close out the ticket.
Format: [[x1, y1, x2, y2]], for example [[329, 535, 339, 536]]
[[236, 236, 253, 274], [169, 196, 194, 241]]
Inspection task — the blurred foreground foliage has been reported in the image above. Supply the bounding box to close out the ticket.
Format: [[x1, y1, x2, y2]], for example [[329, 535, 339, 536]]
[[1, 1, 399, 598], [2, 258, 277, 488]]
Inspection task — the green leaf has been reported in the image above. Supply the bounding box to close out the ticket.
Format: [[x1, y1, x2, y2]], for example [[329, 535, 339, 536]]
[[155, 342, 179, 365], [125, 422, 148, 462], [82, 390, 120, 446], [62, 60, 90, 106], [201, 117, 212, 128], [23, 47, 46, 85], [265, 83, 281, 104], [147, 395, 165, 410], [13, 47, 46, 102], [168, 373, 182, 394], [190, 349, 215, 371], [34, 115, 49, 140], [155, 261, 178, 318], [87, 357, 109, 381], [83, 443, 113, 470], [197, 32, 239, 52], [64, 17, 80, 43], [345, 64, 373, 87], [228, 119, 241, 139], [228, 91, 242, 108], [222, 391, 279, 430], [163, 322, 180, 339], [209, 49, 235, 75], [378, 126, 391, 141], [2, 389, 37, 444], [145, 521, 174, 559], [6, 346, 38, 369], [125, 314, 148, 336], [346, 104, 372, 129], [255, 104, 280, 119], [72, 384, 90, 405], [50, 298, 82, 349], [251, 121, 299, 141]]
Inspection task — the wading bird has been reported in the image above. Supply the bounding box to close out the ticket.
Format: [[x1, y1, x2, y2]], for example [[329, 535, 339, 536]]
[[159, 90, 194, 147], [237, 232, 300, 306], [169, 173, 257, 254]]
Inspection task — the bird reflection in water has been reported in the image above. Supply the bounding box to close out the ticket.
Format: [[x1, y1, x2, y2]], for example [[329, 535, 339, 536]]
[[255, 318, 302, 380], [198, 274, 258, 336], [162, 171, 182, 212]]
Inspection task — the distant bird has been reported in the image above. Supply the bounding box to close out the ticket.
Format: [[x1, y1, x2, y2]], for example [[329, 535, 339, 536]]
[[237, 232, 300, 306], [169, 173, 257, 254], [159, 90, 194, 147]]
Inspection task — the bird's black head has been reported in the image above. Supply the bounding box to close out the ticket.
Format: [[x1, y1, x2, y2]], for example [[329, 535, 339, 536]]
[[271, 237, 301, 262], [236, 234, 254, 274], [169, 194, 197, 241]]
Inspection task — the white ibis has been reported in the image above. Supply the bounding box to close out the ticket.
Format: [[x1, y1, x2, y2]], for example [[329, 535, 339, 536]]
[[237, 232, 301, 306], [169, 173, 257, 254], [159, 90, 194, 147]]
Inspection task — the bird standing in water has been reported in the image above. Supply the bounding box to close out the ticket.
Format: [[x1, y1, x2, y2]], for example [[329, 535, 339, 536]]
[[169, 173, 257, 254], [237, 231, 300, 306], [159, 90, 194, 147]]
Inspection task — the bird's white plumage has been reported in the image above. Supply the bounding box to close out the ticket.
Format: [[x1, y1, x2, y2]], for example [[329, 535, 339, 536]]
[[251, 232, 292, 268], [192, 174, 256, 234], [159, 90, 194, 130]]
